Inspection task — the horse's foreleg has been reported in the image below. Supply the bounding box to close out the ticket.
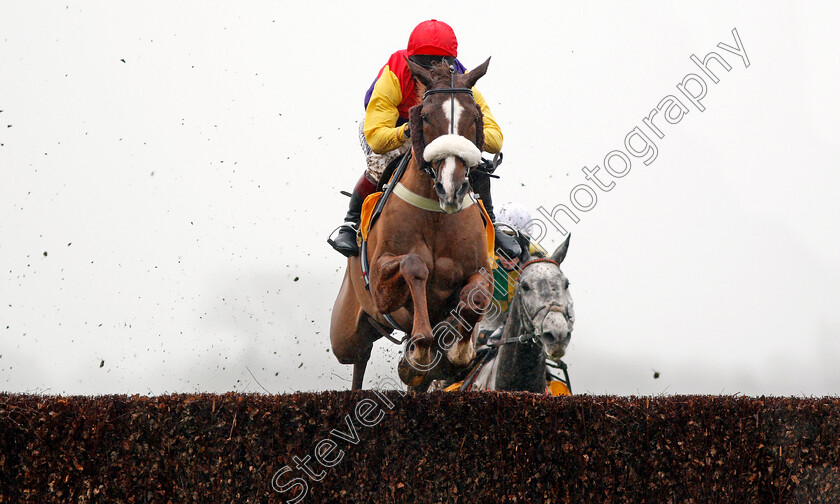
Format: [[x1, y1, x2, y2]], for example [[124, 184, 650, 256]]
[[352, 360, 368, 390], [371, 253, 435, 339], [371, 253, 437, 386], [331, 264, 376, 390], [443, 271, 493, 367], [398, 254, 444, 384], [398, 254, 434, 342]]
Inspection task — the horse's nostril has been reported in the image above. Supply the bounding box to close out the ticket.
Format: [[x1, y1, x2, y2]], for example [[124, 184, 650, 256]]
[[456, 181, 469, 198], [541, 331, 557, 342], [434, 182, 445, 197]]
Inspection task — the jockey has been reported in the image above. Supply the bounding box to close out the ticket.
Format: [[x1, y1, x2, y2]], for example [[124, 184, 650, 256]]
[[329, 19, 521, 260]]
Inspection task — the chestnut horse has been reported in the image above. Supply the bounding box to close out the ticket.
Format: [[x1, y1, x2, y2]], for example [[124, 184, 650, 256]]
[[330, 59, 495, 389]]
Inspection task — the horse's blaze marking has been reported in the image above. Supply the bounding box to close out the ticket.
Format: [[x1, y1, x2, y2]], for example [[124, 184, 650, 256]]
[[440, 97, 464, 198], [441, 96, 464, 135], [440, 98, 466, 200], [440, 157, 458, 197]]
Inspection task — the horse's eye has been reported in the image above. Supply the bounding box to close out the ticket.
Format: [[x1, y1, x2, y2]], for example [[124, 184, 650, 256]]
[[421, 114, 430, 124], [520, 281, 530, 292], [565, 280, 570, 290]]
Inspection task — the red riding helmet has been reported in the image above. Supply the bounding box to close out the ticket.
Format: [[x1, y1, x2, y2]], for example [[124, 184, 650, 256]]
[[406, 19, 458, 58]]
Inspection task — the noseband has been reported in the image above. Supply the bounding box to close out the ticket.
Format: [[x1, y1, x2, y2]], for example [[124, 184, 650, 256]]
[[519, 301, 571, 345]]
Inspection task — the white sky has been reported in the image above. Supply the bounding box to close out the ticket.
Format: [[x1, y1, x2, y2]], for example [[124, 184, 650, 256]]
[[2, 1, 839, 396]]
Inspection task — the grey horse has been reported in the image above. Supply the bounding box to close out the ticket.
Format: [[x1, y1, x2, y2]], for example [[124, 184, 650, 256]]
[[465, 234, 574, 393]]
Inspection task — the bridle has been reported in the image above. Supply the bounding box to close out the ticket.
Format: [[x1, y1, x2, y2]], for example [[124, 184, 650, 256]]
[[418, 63, 477, 180], [492, 258, 573, 347], [422, 64, 473, 134], [485, 256, 575, 394]]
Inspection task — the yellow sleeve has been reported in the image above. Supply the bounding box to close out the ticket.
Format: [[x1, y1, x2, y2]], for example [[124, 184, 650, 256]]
[[472, 87, 503, 153], [363, 67, 409, 154]]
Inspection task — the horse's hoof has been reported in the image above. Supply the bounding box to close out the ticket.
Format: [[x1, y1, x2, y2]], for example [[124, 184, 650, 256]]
[[398, 357, 426, 386], [446, 342, 476, 368]]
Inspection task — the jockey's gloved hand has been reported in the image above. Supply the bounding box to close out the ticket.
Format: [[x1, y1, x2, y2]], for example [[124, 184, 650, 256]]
[[488, 326, 503, 343], [495, 229, 522, 268], [402, 123, 410, 139], [477, 158, 495, 174]]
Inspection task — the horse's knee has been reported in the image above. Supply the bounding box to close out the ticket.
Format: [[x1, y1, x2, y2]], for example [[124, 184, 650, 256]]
[[371, 255, 415, 314], [399, 253, 429, 282], [372, 286, 404, 314], [460, 279, 492, 314], [334, 353, 354, 365], [331, 333, 373, 365], [332, 344, 360, 365]]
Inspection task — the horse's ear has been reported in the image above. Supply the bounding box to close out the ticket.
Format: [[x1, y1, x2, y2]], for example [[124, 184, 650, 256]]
[[550, 234, 571, 265], [409, 104, 426, 165], [406, 57, 433, 89], [464, 57, 491, 89]]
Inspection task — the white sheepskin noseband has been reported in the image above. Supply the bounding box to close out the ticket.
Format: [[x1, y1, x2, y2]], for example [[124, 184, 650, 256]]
[[423, 134, 482, 167]]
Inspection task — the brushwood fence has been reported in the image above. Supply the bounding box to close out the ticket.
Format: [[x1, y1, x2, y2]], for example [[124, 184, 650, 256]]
[[2, 392, 839, 503]]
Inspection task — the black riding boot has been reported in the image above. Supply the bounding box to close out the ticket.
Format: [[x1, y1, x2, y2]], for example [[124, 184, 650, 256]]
[[329, 174, 377, 257], [471, 171, 521, 261]]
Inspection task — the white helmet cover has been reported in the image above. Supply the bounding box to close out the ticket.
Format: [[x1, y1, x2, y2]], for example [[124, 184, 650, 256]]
[[497, 201, 533, 234]]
